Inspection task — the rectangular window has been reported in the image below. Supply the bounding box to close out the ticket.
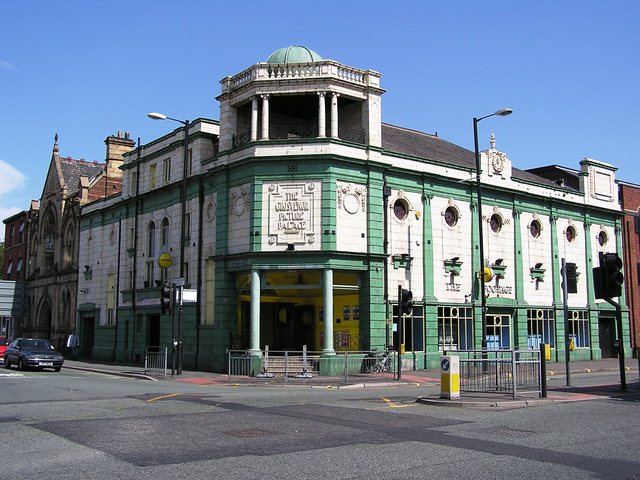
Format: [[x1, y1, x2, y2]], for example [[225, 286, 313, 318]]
[[204, 259, 215, 325], [106, 273, 116, 326], [486, 314, 511, 350], [188, 148, 193, 175], [567, 310, 590, 348], [438, 306, 473, 351], [163, 158, 171, 183], [129, 227, 135, 249], [19, 221, 25, 243], [16, 258, 23, 273], [128, 270, 134, 290], [130, 171, 138, 196], [184, 212, 191, 240], [145, 261, 155, 287], [391, 305, 424, 351], [150, 164, 157, 189], [527, 309, 555, 348], [183, 262, 189, 284]]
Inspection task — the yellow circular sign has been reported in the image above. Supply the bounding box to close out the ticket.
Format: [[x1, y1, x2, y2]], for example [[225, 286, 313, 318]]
[[482, 266, 493, 282], [157, 252, 173, 269]]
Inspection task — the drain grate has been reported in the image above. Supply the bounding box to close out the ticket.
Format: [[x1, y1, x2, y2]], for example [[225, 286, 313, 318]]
[[223, 429, 275, 438]]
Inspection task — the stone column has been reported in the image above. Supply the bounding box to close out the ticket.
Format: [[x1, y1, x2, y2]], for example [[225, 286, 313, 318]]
[[250, 96, 259, 142], [250, 269, 261, 354], [322, 269, 335, 354], [261, 94, 270, 140], [318, 92, 326, 138], [330, 92, 340, 138]]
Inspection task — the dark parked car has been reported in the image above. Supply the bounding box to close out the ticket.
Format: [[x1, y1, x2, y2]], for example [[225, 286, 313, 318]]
[[3, 338, 64, 372]]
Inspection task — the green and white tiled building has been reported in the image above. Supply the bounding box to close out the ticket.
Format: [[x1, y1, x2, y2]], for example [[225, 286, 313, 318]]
[[78, 46, 629, 371]]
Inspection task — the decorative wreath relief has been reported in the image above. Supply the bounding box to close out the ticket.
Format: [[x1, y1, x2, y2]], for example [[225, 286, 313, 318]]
[[205, 199, 216, 222], [337, 183, 367, 215], [230, 187, 248, 217]]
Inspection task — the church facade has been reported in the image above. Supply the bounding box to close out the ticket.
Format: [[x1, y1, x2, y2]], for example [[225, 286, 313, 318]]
[[78, 46, 628, 371]]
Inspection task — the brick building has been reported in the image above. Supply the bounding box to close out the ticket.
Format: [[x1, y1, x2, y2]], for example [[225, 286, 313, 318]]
[[619, 181, 640, 356], [2, 210, 30, 281], [23, 132, 134, 351]]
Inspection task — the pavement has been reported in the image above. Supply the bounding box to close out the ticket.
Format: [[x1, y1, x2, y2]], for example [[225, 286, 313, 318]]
[[61, 356, 640, 409]]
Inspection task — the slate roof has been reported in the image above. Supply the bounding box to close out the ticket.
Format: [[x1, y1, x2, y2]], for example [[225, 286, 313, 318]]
[[380, 123, 558, 188], [59, 157, 104, 195]]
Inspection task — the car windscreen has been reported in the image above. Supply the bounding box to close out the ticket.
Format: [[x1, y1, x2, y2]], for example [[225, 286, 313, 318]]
[[22, 339, 52, 349]]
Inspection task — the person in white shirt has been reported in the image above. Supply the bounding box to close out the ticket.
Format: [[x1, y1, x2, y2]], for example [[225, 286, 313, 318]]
[[66, 332, 80, 359]]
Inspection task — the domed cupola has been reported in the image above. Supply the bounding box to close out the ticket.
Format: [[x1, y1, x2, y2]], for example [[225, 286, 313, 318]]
[[266, 45, 323, 64]]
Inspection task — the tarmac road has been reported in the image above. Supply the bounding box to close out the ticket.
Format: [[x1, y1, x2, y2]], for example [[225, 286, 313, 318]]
[[1, 364, 639, 479]]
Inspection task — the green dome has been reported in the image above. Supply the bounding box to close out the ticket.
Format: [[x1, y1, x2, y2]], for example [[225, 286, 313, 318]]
[[266, 45, 323, 64]]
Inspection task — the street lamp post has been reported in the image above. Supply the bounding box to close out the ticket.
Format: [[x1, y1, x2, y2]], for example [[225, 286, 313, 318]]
[[473, 108, 512, 353], [148, 112, 190, 375]]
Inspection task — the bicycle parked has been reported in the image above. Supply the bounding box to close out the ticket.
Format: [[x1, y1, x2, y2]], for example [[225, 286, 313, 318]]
[[364, 347, 393, 373]]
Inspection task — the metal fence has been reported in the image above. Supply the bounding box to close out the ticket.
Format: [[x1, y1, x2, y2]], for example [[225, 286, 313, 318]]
[[451, 349, 541, 398], [144, 346, 168, 378], [227, 346, 397, 384]]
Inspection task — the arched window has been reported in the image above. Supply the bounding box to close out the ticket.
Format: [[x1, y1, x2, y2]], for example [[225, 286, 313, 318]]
[[62, 221, 76, 268], [147, 221, 156, 256]]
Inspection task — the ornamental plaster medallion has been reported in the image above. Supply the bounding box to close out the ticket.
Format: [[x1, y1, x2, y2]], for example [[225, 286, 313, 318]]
[[337, 183, 367, 215], [205, 199, 217, 222], [230, 188, 248, 217], [490, 151, 507, 174], [344, 194, 359, 214]]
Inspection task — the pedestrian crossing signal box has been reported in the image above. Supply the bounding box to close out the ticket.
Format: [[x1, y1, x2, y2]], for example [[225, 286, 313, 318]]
[[440, 355, 460, 399]]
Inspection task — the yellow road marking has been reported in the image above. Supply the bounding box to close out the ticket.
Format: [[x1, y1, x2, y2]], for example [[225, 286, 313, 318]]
[[146, 393, 183, 403], [381, 396, 415, 408]]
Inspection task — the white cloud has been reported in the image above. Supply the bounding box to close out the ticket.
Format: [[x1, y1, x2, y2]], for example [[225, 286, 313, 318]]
[[0, 59, 15, 70], [0, 160, 26, 196]]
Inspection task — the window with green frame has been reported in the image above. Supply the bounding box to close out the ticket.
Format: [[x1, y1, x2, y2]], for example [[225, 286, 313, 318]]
[[392, 305, 424, 351], [438, 306, 473, 351], [527, 309, 555, 348], [567, 310, 590, 347]]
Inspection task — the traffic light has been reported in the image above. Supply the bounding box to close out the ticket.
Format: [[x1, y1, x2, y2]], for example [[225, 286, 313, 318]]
[[400, 289, 413, 316], [565, 262, 577, 294], [593, 253, 623, 299], [160, 282, 172, 315]]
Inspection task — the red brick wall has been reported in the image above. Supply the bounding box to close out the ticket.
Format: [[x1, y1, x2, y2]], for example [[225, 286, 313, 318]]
[[2, 212, 29, 281], [87, 176, 122, 203], [620, 184, 640, 353]]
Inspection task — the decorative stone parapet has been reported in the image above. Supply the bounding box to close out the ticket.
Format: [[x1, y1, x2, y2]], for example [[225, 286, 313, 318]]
[[221, 61, 382, 93]]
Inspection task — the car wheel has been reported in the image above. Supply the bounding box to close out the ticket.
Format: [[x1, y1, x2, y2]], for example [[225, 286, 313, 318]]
[[3, 358, 10, 369], [18, 358, 25, 371]]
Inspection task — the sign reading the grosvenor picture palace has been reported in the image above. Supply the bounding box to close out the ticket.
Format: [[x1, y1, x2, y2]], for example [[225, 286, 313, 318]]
[[266, 181, 320, 247]]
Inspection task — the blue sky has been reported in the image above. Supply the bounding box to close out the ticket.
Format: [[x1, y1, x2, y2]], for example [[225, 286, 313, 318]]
[[1, 0, 638, 241]]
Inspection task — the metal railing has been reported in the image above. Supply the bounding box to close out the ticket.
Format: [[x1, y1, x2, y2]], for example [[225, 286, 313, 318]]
[[231, 126, 367, 149], [144, 346, 168, 378], [451, 349, 541, 398], [227, 346, 397, 384]]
